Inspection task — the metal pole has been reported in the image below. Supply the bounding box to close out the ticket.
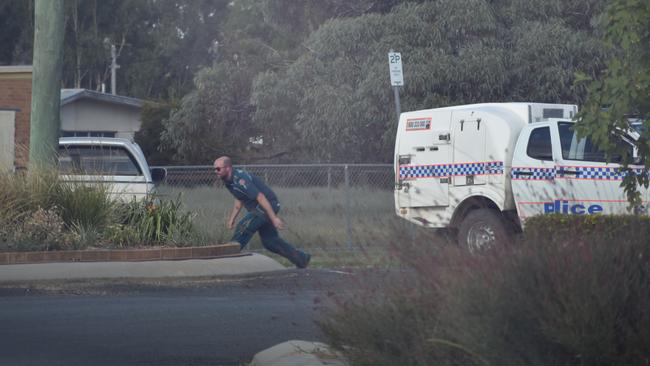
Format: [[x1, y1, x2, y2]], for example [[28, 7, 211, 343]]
[[110, 44, 119, 95], [344, 164, 353, 250], [393, 86, 401, 123], [327, 166, 331, 190]]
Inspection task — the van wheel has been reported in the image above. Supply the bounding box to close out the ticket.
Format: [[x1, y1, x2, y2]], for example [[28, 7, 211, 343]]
[[457, 209, 511, 252]]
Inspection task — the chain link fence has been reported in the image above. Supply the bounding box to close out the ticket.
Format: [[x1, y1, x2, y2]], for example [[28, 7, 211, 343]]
[[155, 164, 395, 190], [152, 164, 421, 256]]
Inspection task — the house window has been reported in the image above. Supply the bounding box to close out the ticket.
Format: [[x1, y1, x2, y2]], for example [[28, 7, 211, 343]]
[[61, 131, 116, 138]]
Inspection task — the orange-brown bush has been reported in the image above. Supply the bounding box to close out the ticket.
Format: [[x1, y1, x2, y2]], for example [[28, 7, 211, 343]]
[[320, 215, 650, 366]]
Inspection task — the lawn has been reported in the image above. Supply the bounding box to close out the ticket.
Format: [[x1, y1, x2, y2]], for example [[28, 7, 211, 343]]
[[156, 184, 430, 266]]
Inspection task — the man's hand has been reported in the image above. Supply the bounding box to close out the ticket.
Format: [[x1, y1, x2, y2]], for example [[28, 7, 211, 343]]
[[227, 200, 243, 230], [271, 216, 285, 230], [256, 192, 285, 230], [227, 216, 236, 230]]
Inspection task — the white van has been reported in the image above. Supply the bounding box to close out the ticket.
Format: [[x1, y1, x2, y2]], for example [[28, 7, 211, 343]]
[[58, 137, 165, 201], [394, 103, 647, 249]]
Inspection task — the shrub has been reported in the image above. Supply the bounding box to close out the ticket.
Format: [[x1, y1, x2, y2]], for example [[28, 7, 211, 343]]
[[109, 195, 197, 246], [50, 181, 116, 232], [10, 207, 72, 251], [321, 215, 650, 366], [1, 170, 200, 250], [0, 169, 58, 225]]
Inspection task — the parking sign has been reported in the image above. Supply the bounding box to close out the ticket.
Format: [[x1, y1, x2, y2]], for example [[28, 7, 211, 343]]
[[388, 52, 404, 86]]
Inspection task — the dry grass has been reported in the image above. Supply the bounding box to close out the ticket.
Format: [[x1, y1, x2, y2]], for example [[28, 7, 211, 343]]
[[156, 184, 430, 266], [319, 215, 650, 366]]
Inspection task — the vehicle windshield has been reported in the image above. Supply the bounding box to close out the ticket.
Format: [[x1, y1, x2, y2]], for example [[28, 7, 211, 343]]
[[58, 145, 142, 176], [558, 122, 635, 163]]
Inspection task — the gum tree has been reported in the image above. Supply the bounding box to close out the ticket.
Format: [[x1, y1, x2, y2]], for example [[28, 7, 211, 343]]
[[575, 0, 650, 205]]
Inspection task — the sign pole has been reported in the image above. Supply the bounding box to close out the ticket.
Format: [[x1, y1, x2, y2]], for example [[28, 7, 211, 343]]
[[393, 85, 401, 122], [388, 49, 403, 124]]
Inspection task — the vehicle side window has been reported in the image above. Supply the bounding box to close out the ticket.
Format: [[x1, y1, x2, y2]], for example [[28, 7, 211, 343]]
[[558, 122, 632, 163], [58, 145, 142, 176], [526, 127, 553, 161]]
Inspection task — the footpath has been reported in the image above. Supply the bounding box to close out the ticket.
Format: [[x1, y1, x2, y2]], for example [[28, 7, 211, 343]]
[[0, 244, 349, 366]]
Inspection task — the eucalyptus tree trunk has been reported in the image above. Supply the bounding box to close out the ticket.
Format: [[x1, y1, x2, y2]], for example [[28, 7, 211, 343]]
[[29, 0, 65, 170]]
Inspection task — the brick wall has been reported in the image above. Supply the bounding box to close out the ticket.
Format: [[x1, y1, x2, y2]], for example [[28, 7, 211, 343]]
[[0, 66, 32, 170]]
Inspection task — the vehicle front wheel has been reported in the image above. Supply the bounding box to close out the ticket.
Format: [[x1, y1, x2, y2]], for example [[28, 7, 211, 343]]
[[457, 209, 512, 252]]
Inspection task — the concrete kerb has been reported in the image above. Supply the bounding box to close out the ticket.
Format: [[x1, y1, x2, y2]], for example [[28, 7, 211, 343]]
[[0, 252, 287, 282], [0, 243, 241, 265], [251, 340, 349, 366]]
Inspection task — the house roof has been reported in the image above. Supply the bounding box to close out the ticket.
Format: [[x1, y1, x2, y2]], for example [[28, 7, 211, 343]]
[[60, 89, 144, 108], [0, 65, 33, 74]]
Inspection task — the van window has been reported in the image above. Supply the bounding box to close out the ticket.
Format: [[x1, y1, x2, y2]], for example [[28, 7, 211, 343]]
[[526, 127, 553, 161], [558, 122, 633, 163], [58, 145, 142, 176]]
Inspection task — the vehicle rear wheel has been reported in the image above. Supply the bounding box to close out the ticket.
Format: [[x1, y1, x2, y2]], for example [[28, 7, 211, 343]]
[[457, 209, 512, 252]]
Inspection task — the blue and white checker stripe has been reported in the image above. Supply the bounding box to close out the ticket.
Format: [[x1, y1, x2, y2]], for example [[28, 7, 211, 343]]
[[399, 165, 449, 179], [486, 161, 505, 174], [513, 166, 649, 181], [558, 166, 649, 180], [402, 163, 648, 181], [399, 161, 504, 180], [451, 163, 483, 176], [564, 167, 625, 180], [511, 168, 556, 180]]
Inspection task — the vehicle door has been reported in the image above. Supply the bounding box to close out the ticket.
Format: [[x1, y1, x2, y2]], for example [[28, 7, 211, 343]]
[[511, 123, 564, 219], [552, 121, 647, 215], [451, 111, 487, 186], [58, 144, 148, 200], [395, 116, 451, 208]]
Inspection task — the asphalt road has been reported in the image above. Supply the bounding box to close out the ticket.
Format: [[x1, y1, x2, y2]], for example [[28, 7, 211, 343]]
[[0, 269, 359, 366]]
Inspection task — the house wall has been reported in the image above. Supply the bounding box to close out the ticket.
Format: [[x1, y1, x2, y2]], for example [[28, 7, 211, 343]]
[[0, 110, 16, 172], [60, 99, 142, 140], [0, 66, 32, 170]]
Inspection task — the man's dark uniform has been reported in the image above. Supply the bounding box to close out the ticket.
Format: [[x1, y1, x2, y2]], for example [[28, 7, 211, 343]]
[[225, 169, 310, 268]]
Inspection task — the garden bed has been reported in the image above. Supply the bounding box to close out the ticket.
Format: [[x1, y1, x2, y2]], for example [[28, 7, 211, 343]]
[[0, 243, 241, 265]]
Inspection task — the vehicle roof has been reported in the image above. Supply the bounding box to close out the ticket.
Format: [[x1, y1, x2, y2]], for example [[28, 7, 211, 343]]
[[58, 137, 136, 146], [402, 102, 577, 113]]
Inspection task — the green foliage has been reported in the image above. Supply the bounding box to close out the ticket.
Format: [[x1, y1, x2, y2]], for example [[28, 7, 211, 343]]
[[321, 215, 650, 365], [50, 182, 116, 233], [0, 170, 109, 250], [4, 0, 229, 99], [161, 61, 261, 163], [0, 0, 33, 64], [509, 20, 607, 103], [575, 0, 650, 204], [3, 0, 616, 163], [134, 102, 176, 165], [110, 196, 196, 246], [251, 0, 607, 163], [0, 170, 198, 251]]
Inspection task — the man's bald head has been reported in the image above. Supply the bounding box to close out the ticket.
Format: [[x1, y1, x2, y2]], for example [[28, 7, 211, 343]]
[[214, 156, 233, 180], [214, 156, 232, 167]]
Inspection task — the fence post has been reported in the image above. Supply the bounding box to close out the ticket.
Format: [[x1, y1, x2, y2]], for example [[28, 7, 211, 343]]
[[327, 166, 332, 191], [344, 164, 353, 249]]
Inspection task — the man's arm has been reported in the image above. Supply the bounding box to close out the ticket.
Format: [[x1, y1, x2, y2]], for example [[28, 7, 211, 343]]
[[227, 199, 243, 229], [256, 192, 285, 230]]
